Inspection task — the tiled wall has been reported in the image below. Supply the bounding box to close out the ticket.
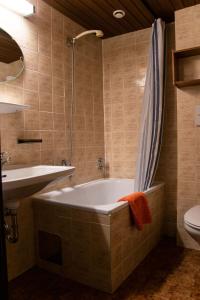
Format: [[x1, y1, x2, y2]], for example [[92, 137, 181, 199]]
[[175, 5, 200, 250], [33, 184, 164, 293], [156, 24, 177, 236], [0, 0, 104, 181], [0, 0, 104, 279], [103, 28, 151, 178], [103, 25, 177, 236]]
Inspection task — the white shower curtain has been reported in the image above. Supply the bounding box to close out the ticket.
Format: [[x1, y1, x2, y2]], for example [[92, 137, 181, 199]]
[[134, 19, 165, 192]]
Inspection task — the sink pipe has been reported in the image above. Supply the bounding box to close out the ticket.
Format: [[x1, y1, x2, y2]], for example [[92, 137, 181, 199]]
[[4, 208, 19, 243], [1, 152, 18, 243], [0, 148, 9, 299]]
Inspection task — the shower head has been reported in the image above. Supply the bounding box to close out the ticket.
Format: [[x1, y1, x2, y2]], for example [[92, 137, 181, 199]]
[[95, 30, 104, 38], [73, 30, 104, 42]]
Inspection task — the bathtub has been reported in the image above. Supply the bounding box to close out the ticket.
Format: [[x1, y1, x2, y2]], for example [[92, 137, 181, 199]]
[[33, 178, 164, 293], [34, 178, 164, 214]]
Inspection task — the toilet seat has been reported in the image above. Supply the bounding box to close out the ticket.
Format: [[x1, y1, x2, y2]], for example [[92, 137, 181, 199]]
[[184, 205, 200, 229], [185, 220, 200, 230]]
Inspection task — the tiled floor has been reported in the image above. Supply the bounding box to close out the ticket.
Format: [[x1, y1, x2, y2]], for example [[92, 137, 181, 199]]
[[9, 238, 200, 300]]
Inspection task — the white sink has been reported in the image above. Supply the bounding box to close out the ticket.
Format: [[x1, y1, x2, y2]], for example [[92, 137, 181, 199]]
[[2, 165, 75, 209]]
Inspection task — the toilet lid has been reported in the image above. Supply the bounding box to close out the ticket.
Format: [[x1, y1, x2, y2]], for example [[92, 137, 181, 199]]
[[184, 205, 200, 228]]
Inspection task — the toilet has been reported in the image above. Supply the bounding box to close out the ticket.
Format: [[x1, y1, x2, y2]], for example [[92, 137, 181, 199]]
[[184, 205, 200, 243]]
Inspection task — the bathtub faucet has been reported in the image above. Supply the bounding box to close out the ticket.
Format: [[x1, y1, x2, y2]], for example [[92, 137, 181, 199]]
[[97, 157, 104, 171]]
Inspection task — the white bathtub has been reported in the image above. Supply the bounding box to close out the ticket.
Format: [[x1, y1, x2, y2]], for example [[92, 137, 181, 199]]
[[34, 178, 164, 214], [34, 178, 165, 292]]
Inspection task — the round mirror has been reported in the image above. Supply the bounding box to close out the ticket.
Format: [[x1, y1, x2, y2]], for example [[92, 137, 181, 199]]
[[0, 28, 24, 83]]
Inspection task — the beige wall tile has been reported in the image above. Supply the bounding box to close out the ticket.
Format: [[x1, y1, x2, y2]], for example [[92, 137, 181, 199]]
[[39, 112, 53, 130], [38, 54, 52, 75], [23, 69, 38, 91], [39, 92, 52, 112], [38, 73, 52, 94], [38, 34, 51, 57], [53, 95, 65, 113], [23, 49, 38, 71], [23, 90, 39, 110], [24, 110, 39, 130]]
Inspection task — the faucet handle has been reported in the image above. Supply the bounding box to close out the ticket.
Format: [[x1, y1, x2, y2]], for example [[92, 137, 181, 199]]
[[97, 157, 104, 170], [61, 159, 71, 166]]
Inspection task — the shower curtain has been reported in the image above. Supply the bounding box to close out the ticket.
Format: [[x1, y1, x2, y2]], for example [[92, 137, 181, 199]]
[[134, 19, 165, 192]]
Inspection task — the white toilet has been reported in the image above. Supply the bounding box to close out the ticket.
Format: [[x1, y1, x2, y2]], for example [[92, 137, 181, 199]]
[[184, 205, 200, 243]]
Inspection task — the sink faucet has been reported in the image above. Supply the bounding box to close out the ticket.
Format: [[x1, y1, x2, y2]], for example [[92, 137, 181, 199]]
[[61, 159, 71, 166], [1, 152, 11, 168]]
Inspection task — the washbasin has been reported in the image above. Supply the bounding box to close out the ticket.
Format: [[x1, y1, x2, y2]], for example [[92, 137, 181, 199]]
[[2, 165, 75, 208]]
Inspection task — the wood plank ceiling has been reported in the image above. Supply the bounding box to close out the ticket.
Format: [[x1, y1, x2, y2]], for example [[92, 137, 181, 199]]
[[44, 0, 200, 38]]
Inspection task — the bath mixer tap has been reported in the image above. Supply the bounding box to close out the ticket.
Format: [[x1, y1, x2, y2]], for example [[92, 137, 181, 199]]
[[1, 152, 11, 169], [97, 157, 104, 170]]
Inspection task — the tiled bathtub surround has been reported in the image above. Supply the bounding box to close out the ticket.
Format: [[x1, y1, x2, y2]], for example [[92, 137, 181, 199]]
[[102, 25, 177, 236], [175, 5, 200, 250], [0, 0, 104, 279], [33, 185, 164, 293]]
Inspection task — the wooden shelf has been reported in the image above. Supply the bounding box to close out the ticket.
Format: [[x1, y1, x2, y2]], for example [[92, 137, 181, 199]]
[[174, 46, 200, 58], [172, 46, 200, 88], [0, 102, 30, 114], [175, 79, 200, 88]]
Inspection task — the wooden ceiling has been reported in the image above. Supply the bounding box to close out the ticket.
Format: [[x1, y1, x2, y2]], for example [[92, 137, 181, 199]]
[[44, 0, 200, 38]]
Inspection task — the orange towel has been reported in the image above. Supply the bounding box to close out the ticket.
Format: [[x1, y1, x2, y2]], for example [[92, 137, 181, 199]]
[[118, 192, 152, 230]]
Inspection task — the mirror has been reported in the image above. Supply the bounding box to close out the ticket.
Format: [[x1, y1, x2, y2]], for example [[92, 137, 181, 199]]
[[0, 28, 24, 83]]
